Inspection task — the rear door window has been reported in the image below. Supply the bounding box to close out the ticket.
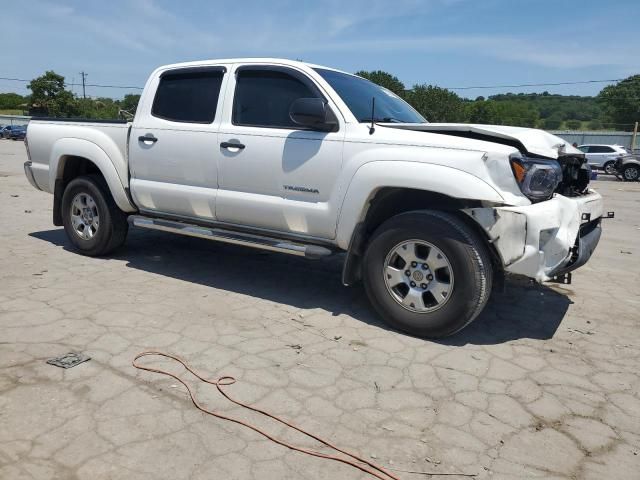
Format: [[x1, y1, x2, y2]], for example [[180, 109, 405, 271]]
[[152, 68, 224, 123]]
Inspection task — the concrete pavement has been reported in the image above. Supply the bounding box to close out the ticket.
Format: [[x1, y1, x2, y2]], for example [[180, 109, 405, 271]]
[[1, 139, 639, 479]]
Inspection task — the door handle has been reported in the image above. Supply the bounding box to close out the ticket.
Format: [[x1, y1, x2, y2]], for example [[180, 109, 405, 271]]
[[138, 134, 158, 143], [220, 141, 245, 150]]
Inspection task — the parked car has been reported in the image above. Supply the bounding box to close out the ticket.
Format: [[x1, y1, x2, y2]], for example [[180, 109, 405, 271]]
[[577, 144, 629, 174], [22, 58, 604, 338], [9, 125, 27, 140], [1, 125, 15, 139], [614, 155, 640, 181]]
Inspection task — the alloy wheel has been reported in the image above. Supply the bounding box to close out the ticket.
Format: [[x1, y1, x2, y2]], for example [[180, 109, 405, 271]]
[[70, 192, 100, 240], [383, 239, 454, 313]]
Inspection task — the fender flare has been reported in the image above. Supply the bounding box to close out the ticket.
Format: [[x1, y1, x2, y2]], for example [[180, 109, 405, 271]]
[[335, 161, 504, 250], [49, 138, 136, 213]]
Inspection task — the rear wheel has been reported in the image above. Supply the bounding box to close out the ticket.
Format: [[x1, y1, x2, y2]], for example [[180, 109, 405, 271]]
[[603, 161, 616, 175], [362, 211, 493, 338], [622, 164, 639, 181], [61, 175, 128, 256]]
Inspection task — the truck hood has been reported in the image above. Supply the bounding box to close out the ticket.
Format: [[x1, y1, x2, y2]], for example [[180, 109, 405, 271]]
[[378, 123, 582, 159]]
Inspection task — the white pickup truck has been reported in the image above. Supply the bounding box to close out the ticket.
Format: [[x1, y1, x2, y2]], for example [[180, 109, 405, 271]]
[[24, 58, 604, 338]]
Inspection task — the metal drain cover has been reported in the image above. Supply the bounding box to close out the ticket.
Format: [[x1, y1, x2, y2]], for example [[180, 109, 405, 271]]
[[46, 352, 91, 369]]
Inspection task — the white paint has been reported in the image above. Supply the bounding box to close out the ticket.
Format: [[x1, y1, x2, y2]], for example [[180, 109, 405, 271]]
[[25, 58, 605, 282]]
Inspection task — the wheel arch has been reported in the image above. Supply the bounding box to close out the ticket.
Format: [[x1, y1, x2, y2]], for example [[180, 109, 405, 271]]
[[341, 186, 504, 286], [50, 138, 135, 225]]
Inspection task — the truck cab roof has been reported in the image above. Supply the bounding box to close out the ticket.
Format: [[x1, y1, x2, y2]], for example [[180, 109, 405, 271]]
[[156, 57, 346, 73]]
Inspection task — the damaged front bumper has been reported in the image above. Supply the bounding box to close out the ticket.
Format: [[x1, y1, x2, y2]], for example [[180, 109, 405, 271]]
[[466, 190, 603, 282]]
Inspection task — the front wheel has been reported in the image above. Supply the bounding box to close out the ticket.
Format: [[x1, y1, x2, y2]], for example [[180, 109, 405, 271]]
[[362, 211, 493, 338], [61, 175, 129, 256], [622, 165, 639, 181]]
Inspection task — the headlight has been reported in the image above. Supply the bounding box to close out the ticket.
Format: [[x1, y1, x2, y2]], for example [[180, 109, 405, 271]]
[[509, 154, 562, 202]]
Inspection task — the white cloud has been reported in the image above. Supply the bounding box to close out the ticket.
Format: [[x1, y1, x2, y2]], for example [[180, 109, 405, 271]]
[[1, 0, 637, 98], [272, 34, 638, 70]]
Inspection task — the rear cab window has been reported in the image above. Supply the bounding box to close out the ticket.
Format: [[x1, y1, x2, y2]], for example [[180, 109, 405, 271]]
[[152, 67, 225, 123]]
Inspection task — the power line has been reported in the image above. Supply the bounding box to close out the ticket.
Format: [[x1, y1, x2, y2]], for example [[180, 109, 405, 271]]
[[445, 79, 624, 90], [0, 76, 143, 90], [0, 75, 629, 92], [74, 82, 142, 90]]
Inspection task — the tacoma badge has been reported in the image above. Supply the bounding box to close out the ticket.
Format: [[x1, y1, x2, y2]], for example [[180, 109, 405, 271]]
[[284, 185, 320, 194]]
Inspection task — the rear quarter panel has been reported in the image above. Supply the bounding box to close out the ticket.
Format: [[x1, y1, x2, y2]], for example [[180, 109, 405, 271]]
[[27, 121, 135, 211]]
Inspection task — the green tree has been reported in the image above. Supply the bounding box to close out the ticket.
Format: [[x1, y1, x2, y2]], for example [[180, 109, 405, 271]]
[[598, 75, 640, 131], [355, 70, 406, 97], [120, 94, 141, 114], [465, 100, 499, 124], [76, 97, 119, 119], [406, 85, 464, 122], [587, 119, 603, 130], [565, 119, 581, 130], [28, 71, 76, 117], [0, 93, 28, 110], [541, 114, 563, 130], [493, 101, 539, 127]]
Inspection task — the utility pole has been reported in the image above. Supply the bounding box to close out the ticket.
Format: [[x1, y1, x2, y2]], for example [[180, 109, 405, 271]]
[[79, 71, 88, 99], [632, 121, 639, 154]]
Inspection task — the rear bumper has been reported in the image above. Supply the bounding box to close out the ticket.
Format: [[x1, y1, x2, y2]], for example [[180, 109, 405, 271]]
[[24, 161, 42, 191], [466, 190, 603, 282]]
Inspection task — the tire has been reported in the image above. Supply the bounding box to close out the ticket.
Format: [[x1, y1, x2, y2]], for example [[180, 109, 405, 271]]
[[61, 175, 128, 256], [362, 211, 493, 338], [622, 165, 639, 182], [603, 161, 616, 175]]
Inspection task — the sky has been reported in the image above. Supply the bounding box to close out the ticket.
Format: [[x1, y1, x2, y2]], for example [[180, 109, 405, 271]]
[[2, 0, 639, 100]]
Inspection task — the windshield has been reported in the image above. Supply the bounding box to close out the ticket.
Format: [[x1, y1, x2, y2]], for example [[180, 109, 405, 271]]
[[315, 68, 426, 124]]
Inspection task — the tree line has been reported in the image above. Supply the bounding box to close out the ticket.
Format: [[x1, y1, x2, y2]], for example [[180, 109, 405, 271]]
[[1, 70, 638, 131], [356, 70, 639, 131], [0, 71, 140, 120]]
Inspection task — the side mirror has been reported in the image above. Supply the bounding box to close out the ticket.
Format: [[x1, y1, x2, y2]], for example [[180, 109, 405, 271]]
[[289, 98, 337, 132]]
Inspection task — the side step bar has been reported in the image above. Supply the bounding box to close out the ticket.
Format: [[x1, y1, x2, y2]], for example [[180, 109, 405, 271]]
[[128, 215, 333, 259]]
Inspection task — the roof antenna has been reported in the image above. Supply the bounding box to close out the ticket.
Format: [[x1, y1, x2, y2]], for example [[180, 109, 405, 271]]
[[369, 97, 376, 135]]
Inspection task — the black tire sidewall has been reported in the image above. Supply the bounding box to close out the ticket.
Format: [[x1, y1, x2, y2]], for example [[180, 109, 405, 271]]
[[61, 177, 115, 255], [363, 212, 491, 338], [623, 165, 639, 181]]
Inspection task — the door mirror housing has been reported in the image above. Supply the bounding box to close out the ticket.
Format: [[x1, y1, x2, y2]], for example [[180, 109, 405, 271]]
[[289, 98, 337, 132]]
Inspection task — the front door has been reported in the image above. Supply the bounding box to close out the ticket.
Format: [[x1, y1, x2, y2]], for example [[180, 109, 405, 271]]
[[215, 65, 344, 239], [129, 66, 227, 220]]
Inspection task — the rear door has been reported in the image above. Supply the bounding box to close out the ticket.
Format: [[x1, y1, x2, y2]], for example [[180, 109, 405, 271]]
[[129, 65, 228, 220]]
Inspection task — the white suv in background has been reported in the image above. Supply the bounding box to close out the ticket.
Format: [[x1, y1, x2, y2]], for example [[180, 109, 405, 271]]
[[578, 144, 629, 174]]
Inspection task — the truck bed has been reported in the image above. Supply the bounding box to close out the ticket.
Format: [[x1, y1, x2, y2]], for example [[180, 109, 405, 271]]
[[26, 119, 131, 194]]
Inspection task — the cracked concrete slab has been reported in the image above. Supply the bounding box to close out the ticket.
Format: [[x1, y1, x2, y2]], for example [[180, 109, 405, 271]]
[[1, 139, 639, 479]]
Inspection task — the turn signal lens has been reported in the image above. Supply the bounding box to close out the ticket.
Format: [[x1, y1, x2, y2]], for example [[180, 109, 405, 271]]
[[510, 159, 527, 183]]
